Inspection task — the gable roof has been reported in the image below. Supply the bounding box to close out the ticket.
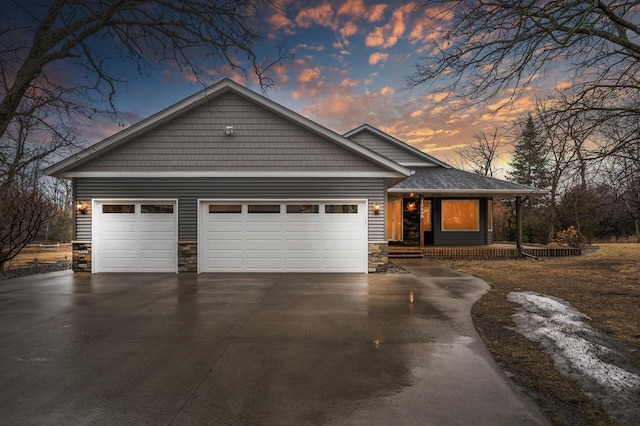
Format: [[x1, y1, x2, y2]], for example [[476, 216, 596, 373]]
[[389, 167, 545, 196], [344, 124, 450, 168], [45, 79, 411, 178]]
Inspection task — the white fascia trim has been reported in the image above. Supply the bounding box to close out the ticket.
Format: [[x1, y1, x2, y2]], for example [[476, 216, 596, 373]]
[[388, 188, 548, 195], [399, 162, 439, 167], [62, 171, 405, 178]]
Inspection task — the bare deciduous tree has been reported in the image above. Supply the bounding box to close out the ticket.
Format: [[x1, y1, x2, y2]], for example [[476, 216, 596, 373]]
[[0, 172, 58, 270], [454, 127, 501, 177], [407, 1, 640, 157]]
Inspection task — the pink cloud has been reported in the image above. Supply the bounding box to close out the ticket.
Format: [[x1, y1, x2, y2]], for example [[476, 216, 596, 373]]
[[298, 67, 321, 83], [337, 0, 388, 23], [365, 3, 416, 48], [368, 4, 388, 22], [337, 0, 366, 17], [369, 52, 389, 65], [268, 12, 296, 34], [339, 21, 359, 39], [295, 3, 337, 30]]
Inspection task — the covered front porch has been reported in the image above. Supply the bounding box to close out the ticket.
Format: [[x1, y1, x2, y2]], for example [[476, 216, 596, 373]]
[[385, 166, 548, 255]]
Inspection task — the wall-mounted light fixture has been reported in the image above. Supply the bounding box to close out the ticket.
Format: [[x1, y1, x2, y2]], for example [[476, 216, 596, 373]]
[[225, 125, 234, 136], [373, 202, 381, 215], [76, 201, 88, 215]]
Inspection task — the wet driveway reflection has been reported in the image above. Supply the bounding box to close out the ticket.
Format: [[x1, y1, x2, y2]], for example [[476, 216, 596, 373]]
[[0, 268, 549, 425]]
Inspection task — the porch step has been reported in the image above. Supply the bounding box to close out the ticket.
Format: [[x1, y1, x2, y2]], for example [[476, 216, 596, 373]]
[[388, 246, 423, 259]]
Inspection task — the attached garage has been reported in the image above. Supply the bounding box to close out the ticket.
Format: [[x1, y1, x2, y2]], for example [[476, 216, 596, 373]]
[[46, 80, 413, 274], [92, 200, 178, 273], [199, 200, 367, 273]]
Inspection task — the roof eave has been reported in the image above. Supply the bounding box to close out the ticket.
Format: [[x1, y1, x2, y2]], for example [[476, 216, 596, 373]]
[[388, 188, 548, 196]]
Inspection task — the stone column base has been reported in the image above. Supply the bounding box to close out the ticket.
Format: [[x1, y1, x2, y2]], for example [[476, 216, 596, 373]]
[[368, 242, 388, 273], [72, 241, 92, 272], [178, 241, 197, 272]]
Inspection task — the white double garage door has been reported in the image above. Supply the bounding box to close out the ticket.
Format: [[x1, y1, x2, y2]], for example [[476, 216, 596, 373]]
[[93, 200, 368, 273]]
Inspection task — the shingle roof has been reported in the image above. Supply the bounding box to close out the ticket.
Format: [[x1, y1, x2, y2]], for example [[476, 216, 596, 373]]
[[389, 167, 544, 196]]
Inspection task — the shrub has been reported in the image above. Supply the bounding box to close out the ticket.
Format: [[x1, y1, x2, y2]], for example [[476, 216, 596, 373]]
[[554, 226, 585, 248]]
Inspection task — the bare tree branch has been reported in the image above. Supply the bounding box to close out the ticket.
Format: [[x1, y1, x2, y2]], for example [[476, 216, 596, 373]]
[[407, 0, 640, 132], [0, 0, 286, 187]]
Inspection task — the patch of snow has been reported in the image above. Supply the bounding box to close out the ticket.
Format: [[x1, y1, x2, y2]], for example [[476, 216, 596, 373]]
[[507, 291, 640, 425]]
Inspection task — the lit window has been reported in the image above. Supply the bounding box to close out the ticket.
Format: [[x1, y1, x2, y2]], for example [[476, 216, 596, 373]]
[[423, 200, 432, 231], [441, 200, 479, 231]]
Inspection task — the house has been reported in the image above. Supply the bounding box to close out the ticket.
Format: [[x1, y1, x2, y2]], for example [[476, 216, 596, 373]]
[[45, 79, 541, 274]]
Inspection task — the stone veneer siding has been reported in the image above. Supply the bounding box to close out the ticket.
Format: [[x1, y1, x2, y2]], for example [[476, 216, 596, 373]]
[[178, 241, 198, 272], [72, 241, 92, 272], [73, 240, 382, 273], [368, 242, 388, 273]]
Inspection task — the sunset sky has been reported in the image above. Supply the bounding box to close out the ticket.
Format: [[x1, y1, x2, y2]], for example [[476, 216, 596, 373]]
[[36, 1, 569, 170]]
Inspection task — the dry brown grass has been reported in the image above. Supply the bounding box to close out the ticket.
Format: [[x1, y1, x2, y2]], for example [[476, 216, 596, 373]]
[[440, 244, 640, 426], [5, 244, 72, 270]]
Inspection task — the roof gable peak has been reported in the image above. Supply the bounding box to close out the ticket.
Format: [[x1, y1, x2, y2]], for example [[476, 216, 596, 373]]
[[344, 124, 451, 168]]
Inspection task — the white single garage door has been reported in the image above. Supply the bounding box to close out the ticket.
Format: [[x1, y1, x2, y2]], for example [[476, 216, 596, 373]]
[[93, 200, 178, 273], [199, 201, 367, 273]]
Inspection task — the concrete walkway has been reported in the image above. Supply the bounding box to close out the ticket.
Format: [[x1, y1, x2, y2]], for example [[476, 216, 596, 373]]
[[0, 266, 549, 425]]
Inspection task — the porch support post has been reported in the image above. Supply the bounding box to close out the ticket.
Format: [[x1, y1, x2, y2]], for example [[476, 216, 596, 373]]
[[516, 196, 523, 253], [419, 195, 425, 248]]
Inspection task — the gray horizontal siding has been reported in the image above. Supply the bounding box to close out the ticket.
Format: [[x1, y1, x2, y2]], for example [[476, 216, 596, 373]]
[[75, 177, 386, 242], [74, 92, 387, 173], [350, 132, 433, 165]]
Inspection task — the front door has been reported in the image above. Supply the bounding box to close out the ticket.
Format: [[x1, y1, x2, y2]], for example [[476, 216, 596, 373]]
[[422, 199, 434, 245], [403, 198, 420, 243]]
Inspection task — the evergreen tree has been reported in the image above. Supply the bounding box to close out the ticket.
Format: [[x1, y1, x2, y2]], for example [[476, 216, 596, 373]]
[[508, 114, 549, 189]]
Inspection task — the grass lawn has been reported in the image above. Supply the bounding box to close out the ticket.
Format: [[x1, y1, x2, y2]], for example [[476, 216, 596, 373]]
[[440, 243, 640, 426], [4, 244, 72, 270]]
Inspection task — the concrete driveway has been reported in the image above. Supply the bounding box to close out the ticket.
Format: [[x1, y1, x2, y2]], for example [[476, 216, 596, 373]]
[[0, 263, 549, 425]]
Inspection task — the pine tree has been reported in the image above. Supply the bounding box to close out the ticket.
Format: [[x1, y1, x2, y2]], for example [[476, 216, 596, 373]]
[[508, 114, 549, 189]]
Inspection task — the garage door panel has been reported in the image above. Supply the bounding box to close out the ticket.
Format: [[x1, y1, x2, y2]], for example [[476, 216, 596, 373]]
[[284, 240, 322, 250], [246, 240, 282, 250], [246, 221, 282, 232], [138, 240, 175, 250], [100, 241, 137, 252], [206, 221, 244, 232], [138, 258, 176, 271], [200, 201, 366, 273], [245, 259, 282, 270], [138, 221, 176, 232], [99, 257, 139, 271]]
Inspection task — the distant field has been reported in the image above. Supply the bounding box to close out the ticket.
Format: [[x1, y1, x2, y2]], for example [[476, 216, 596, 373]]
[[5, 244, 72, 270]]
